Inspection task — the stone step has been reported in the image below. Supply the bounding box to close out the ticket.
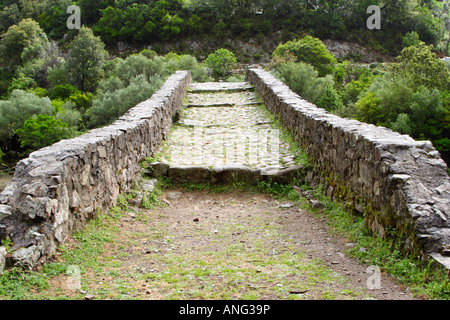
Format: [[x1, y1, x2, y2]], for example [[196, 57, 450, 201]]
[[185, 102, 262, 108], [188, 82, 255, 93], [143, 162, 307, 185]]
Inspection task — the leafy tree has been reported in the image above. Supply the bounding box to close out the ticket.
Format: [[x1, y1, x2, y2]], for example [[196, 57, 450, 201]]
[[402, 31, 421, 48], [50, 84, 79, 100], [272, 36, 337, 76], [16, 114, 71, 150], [0, 3, 20, 33], [316, 82, 343, 112], [0, 89, 53, 147], [88, 74, 163, 128], [273, 61, 335, 105], [0, 18, 49, 72], [205, 48, 237, 79], [393, 42, 450, 91], [65, 26, 108, 92]]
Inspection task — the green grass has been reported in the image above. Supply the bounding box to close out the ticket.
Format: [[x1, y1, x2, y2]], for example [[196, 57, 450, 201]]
[[298, 184, 450, 300]]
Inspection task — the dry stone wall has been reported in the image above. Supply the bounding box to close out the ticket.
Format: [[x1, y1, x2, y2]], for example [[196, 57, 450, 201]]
[[0, 71, 192, 270], [246, 67, 450, 269]]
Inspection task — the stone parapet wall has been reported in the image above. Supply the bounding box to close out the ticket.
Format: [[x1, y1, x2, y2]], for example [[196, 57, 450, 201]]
[[246, 67, 450, 269], [0, 71, 192, 270]]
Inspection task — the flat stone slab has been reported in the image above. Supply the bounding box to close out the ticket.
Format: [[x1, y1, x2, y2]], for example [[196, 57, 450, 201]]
[[145, 163, 306, 185], [188, 82, 255, 93], [148, 83, 307, 185]]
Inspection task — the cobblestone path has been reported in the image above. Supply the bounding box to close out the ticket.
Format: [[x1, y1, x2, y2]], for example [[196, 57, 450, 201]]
[[158, 82, 300, 171]]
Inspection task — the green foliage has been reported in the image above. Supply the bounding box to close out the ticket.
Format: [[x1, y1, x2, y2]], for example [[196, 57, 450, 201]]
[[393, 42, 450, 91], [0, 18, 48, 72], [7, 74, 34, 93], [66, 26, 108, 92], [273, 36, 337, 77], [402, 31, 422, 48], [272, 61, 335, 106], [16, 114, 71, 150], [205, 49, 237, 79], [47, 66, 70, 88], [55, 102, 82, 129], [88, 74, 163, 128], [316, 83, 343, 112], [50, 84, 80, 100], [0, 89, 53, 144]]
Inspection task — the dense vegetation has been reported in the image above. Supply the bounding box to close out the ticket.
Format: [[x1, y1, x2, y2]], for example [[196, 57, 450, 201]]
[[0, 0, 449, 167], [268, 35, 450, 164]]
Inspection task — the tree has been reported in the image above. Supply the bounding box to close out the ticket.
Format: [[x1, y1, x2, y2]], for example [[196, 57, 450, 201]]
[[0, 89, 53, 148], [205, 48, 237, 79], [393, 42, 450, 91], [0, 18, 49, 72], [65, 26, 108, 92], [272, 36, 337, 76], [16, 114, 71, 151]]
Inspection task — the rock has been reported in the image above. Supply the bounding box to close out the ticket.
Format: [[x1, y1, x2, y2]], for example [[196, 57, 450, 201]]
[[436, 182, 450, 196], [127, 193, 144, 207], [279, 203, 294, 209], [213, 165, 257, 185], [169, 166, 212, 184], [0, 224, 6, 242], [11, 245, 41, 270], [310, 200, 324, 210], [85, 294, 95, 300], [166, 192, 183, 201], [141, 179, 157, 193], [355, 202, 365, 214], [146, 162, 170, 178], [0, 246, 6, 275], [441, 245, 450, 257], [0, 205, 12, 220]]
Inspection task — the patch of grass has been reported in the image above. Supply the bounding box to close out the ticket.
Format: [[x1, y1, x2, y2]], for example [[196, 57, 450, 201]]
[[0, 268, 49, 299], [302, 184, 450, 300], [0, 204, 126, 300]]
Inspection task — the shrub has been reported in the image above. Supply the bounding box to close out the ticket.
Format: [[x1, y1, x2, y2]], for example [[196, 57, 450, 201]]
[[272, 36, 337, 77], [205, 49, 237, 79], [16, 114, 71, 150], [88, 75, 163, 128], [50, 84, 80, 100], [0, 90, 53, 144], [274, 61, 334, 104]]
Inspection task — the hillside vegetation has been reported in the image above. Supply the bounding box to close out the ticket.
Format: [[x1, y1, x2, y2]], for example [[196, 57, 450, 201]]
[[0, 0, 449, 167]]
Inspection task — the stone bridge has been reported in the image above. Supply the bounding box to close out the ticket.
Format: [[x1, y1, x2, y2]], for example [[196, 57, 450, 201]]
[[0, 67, 449, 272]]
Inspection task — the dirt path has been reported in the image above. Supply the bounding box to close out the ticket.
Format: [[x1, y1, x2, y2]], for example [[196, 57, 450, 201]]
[[47, 188, 417, 300]]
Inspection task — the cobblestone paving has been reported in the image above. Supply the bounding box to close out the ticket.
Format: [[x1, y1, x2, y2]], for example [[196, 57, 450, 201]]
[[159, 83, 300, 170]]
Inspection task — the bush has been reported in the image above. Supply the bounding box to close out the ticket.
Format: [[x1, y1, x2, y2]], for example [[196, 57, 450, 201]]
[[50, 84, 80, 100], [16, 114, 71, 151], [55, 102, 81, 129], [88, 75, 163, 128], [205, 49, 237, 79], [272, 36, 337, 77], [0, 90, 53, 145], [402, 32, 421, 48], [273, 61, 334, 104]]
